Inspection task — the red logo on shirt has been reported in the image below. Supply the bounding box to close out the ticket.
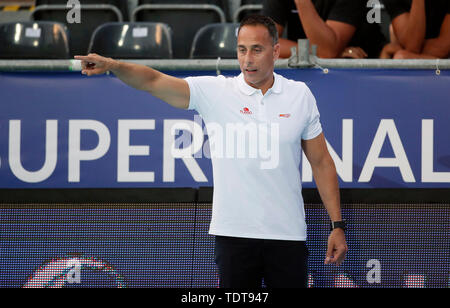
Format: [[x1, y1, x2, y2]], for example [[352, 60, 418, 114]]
[[279, 113, 291, 118], [240, 107, 253, 115]]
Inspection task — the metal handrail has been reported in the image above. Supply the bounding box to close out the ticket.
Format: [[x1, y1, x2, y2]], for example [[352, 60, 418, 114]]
[[1, 57, 448, 73], [313, 58, 450, 69], [0, 58, 286, 72], [289, 40, 450, 70]]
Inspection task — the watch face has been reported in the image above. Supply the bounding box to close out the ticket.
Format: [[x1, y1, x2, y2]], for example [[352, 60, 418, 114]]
[[331, 221, 347, 231]]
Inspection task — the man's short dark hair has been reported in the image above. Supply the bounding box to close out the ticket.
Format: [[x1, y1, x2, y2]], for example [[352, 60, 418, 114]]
[[238, 14, 279, 46]]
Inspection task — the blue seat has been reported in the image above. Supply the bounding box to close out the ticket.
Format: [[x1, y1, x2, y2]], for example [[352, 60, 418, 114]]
[[0, 21, 70, 59], [190, 23, 239, 59], [88, 22, 173, 59]]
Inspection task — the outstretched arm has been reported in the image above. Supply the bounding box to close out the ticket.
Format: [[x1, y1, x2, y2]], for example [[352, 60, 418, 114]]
[[302, 133, 348, 266], [74, 53, 190, 110]]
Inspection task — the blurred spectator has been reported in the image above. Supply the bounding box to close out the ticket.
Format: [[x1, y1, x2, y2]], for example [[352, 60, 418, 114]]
[[381, 0, 450, 59], [262, 0, 386, 59]]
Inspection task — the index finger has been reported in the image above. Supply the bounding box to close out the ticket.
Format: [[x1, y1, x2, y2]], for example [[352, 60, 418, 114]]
[[74, 55, 96, 62]]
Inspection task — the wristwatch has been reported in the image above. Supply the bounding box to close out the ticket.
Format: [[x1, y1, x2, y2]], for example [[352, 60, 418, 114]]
[[330, 220, 347, 231]]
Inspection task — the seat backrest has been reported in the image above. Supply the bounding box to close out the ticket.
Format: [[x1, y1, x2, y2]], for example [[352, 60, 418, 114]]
[[35, 0, 129, 20], [139, 0, 230, 20], [88, 22, 173, 59], [0, 21, 70, 59], [134, 4, 226, 58], [32, 0, 128, 56], [138, 0, 224, 6], [190, 23, 239, 59], [233, 1, 263, 22]]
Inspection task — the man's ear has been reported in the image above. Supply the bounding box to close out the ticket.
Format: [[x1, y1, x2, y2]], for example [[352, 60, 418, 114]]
[[273, 43, 281, 61]]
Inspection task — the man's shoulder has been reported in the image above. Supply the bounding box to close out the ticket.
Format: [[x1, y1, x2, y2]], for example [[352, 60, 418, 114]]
[[185, 74, 233, 89], [276, 73, 309, 91]]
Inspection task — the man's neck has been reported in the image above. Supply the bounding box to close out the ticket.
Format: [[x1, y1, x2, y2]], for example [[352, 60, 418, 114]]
[[245, 74, 275, 95]]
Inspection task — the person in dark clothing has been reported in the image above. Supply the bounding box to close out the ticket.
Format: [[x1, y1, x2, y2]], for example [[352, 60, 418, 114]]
[[262, 0, 387, 58], [380, 0, 450, 59]]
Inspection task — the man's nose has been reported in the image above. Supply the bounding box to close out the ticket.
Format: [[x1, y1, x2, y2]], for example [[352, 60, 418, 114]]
[[245, 53, 254, 65]]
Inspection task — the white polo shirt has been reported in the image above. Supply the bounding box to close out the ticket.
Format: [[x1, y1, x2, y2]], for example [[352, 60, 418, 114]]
[[185, 72, 322, 241]]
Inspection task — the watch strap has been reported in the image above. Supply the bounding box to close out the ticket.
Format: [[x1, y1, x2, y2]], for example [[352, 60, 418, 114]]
[[330, 220, 347, 231]]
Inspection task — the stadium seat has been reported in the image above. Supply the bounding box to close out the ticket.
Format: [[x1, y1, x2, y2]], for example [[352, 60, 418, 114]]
[[88, 22, 173, 59], [136, 0, 226, 7], [233, 0, 263, 22], [145, 0, 230, 21], [32, 0, 128, 57], [190, 23, 239, 59], [133, 0, 226, 59], [0, 21, 70, 59]]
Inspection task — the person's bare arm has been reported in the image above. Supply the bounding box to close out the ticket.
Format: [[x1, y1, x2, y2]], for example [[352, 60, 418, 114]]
[[74, 53, 190, 110], [380, 42, 403, 59], [391, 0, 426, 53], [421, 14, 450, 58], [294, 0, 356, 58], [392, 14, 450, 59], [302, 133, 347, 266], [275, 24, 298, 58], [393, 49, 438, 59]]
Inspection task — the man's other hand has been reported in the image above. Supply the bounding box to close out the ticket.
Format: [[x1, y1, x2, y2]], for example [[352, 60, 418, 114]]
[[325, 228, 348, 266]]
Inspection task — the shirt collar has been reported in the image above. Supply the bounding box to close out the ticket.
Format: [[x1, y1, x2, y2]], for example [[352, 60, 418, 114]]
[[237, 72, 282, 96]]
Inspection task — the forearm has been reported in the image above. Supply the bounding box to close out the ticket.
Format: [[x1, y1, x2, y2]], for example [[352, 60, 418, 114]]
[[398, 0, 426, 53], [294, 0, 340, 58], [110, 59, 189, 109], [394, 48, 439, 59], [311, 156, 342, 222], [422, 38, 450, 59], [110, 60, 163, 92]]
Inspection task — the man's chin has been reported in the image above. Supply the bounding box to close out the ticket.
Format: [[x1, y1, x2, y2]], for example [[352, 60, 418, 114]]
[[245, 78, 261, 89], [244, 74, 260, 85]]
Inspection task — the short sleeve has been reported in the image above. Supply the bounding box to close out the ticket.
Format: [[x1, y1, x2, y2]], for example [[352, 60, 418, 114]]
[[262, 0, 289, 26], [327, 0, 364, 27], [301, 86, 322, 140], [383, 0, 412, 20], [184, 75, 225, 116]]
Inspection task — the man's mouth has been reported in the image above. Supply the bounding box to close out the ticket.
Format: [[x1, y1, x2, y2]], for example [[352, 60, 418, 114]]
[[246, 68, 258, 73]]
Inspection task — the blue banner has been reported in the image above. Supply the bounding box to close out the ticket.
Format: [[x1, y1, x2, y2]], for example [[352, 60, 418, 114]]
[[1, 69, 449, 188]]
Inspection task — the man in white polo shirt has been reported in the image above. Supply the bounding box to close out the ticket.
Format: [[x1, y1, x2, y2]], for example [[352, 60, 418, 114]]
[[185, 65, 323, 243], [75, 14, 348, 288]]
